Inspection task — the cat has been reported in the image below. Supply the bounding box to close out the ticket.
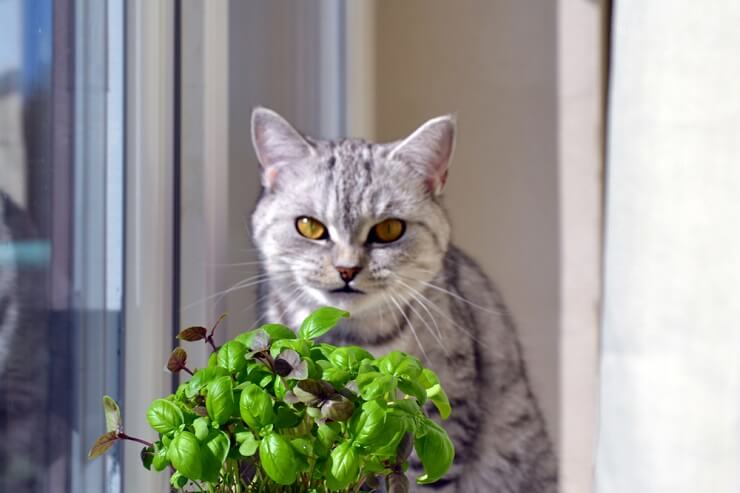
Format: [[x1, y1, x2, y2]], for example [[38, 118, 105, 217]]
[[0, 192, 48, 492], [250, 107, 557, 492]]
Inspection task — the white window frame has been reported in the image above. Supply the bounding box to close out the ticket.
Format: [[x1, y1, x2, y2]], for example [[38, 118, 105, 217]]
[[124, 1, 175, 491]]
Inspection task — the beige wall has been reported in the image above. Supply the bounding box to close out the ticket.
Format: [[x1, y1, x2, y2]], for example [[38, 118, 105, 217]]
[[372, 0, 562, 447]]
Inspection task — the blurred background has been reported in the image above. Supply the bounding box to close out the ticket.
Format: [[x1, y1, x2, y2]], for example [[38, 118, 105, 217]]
[[2, 1, 738, 493]]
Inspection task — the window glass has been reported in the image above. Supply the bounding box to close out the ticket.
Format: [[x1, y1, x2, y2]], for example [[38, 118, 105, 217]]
[[0, 1, 123, 491]]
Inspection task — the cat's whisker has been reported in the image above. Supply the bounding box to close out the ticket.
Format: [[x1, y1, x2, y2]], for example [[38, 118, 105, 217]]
[[394, 278, 446, 348], [274, 284, 308, 326], [398, 273, 502, 316], [248, 282, 304, 329], [181, 271, 293, 310], [210, 260, 265, 268], [237, 285, 279, 317], [387, 292, 429, 362], [402, 291, 449, 356], [392, 275, 488, 347]]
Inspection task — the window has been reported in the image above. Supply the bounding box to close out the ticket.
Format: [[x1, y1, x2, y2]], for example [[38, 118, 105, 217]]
[[0, 0, 124, 491]]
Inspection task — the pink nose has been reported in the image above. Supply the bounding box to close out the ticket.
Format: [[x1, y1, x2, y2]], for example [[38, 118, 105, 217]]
[[336, 266, 362, 283]]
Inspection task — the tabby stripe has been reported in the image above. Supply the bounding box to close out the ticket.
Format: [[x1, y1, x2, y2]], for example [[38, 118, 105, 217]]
[[0, 293, 10, 328], [414, 221, 445, 253]]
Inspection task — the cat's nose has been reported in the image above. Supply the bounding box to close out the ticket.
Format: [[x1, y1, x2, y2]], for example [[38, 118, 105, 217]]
[[335, 266, 362, 283]]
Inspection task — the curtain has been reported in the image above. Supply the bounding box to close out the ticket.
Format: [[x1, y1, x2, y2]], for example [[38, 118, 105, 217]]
[[597, 1, 740, 492]]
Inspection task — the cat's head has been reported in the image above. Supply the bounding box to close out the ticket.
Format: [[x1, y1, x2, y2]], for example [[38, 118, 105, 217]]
[[250, 107, 455, 319]]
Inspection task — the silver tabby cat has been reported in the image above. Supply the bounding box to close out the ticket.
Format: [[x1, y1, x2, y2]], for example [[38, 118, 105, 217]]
[[250, 108, 557, 492]]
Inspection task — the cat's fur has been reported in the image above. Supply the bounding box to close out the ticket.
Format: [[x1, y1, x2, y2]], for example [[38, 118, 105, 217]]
[[0, 192, 48, 492], [250, 108, 557, 492]]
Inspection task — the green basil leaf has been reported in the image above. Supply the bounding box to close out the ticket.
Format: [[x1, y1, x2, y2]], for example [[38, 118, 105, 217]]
[[419, 368, 451, 419], [313, 343, 337, 361], [415, 419, 455, 484], [274, 405, 302, 429], [356, 372, 396, 400], [298, 307, 349, 340], [201, 430, 230, 482], [170, 471, 188, 488], [175, 382, 189, 401], [206, 375, 235, 426], [146, 399, 185, 434], [152, 444, 169, 472], [317, 422, 340, 452], [271, 338, 311, 358], [290, 437, 313, 457], [352, 400, 386, 448], [374, 408, 415, 457], [239, 433, 259, 457], [377, 351, 422, 380], [326, 441, 360, 490], [217, 340, 248, 373], [397, 377, 428, 405], [282, 414, 313, 439], [140, 445, 154, 470], [274, 376, 287, 400], [193, 417, 210, 442], [239, 382, 275, 429], [186, 367, 229, 399], [327, 346, 374, 372], [427, 385, 451, 420], [260, 323, 296, 341], [102, 396, 122, 432], [391, 399, 423, 417], [259, 432, 299, 485], [322, 366, 351, 386], [168, 431, 203, 480]]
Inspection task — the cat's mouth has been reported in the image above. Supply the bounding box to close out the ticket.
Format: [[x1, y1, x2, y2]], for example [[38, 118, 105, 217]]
[[329, 285, 365, 295]]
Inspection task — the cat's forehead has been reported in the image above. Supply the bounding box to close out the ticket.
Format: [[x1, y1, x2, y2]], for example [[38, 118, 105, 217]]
[[313, 137, 392, 165], [290, 138, 420, 230]]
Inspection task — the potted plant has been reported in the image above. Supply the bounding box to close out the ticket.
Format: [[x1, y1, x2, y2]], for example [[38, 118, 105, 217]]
[[89, 307, 454, 492]]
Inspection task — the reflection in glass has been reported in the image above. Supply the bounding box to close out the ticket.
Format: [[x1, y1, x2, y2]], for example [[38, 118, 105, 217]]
[[0, 1, 123, 491]]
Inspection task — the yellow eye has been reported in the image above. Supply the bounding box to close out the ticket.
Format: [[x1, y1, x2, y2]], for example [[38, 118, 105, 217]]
[[369, 219, 406, 243], [296, 216, 328, 240]]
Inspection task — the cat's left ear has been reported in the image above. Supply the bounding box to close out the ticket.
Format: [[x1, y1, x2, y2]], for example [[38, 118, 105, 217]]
[[251, 107, 315, 189], [388, 114, 456, 195]]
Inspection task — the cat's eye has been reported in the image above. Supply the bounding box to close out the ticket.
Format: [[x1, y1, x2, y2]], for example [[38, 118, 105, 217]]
[[296, 216, 329, 240], [368, 218, 406, 244]]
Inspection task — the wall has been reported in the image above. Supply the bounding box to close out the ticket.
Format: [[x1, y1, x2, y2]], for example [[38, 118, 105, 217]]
[[372, 0, 562, 448]]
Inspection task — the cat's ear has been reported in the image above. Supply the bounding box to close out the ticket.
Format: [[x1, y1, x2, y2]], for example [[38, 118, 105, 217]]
[[251, 107, 315, 188], [388, 114, 456, 195]]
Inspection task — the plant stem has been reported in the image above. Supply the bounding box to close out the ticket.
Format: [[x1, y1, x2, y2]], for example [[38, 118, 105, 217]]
[[204, 314, 226, 353], [117, 432, 153, 448], [206, 336, 218, 353], [183, 366, 195, 376], [352, 476, 366, 493]]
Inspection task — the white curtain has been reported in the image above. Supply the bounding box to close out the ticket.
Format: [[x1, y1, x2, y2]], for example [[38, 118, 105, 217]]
[[597, 1, 740, 492]]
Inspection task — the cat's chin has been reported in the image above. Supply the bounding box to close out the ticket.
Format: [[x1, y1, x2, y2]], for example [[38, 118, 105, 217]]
[[303, 286, 381, 318]]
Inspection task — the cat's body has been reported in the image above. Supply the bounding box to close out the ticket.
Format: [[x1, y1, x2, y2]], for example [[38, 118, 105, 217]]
[[250, 109, 557, 492], [0, 192, 48, 492]]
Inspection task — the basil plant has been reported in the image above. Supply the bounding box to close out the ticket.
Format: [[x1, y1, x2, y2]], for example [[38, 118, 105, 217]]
[[89, 307, 454, 492]]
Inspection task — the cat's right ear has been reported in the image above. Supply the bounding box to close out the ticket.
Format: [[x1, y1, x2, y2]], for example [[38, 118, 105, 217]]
[[251, 107, 315, 189]]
